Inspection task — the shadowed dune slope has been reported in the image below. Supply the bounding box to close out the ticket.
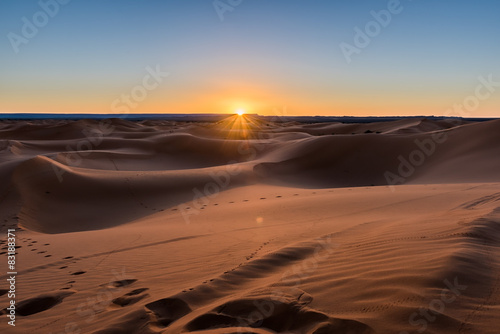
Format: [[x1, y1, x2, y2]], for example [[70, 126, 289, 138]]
[[2, 117, 500, 233], [254, 119, 500, 187], [12, 155, 255, 233]]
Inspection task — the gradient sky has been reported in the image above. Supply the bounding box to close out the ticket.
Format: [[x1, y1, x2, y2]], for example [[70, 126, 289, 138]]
[[1, 0, 499, 116]]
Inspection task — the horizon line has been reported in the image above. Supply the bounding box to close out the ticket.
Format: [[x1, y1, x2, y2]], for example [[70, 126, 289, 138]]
[[0, 113, 498, 120]]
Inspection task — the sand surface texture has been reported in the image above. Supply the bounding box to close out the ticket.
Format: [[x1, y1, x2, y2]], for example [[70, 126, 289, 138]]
[[1, 116, 499, 333]]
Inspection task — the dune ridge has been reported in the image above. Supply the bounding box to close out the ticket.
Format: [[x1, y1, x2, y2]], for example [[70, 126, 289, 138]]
[[0, 116, 499, 334]]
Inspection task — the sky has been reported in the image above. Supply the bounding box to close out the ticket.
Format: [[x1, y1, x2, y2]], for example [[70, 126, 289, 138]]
[[0, 0, 499, 116]]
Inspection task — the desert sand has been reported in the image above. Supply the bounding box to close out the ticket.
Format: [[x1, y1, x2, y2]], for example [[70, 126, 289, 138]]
[[0, 115, 499, 334]]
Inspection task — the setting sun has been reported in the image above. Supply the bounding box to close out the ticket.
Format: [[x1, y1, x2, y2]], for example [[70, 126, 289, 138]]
[[236, 109, 245, 116]]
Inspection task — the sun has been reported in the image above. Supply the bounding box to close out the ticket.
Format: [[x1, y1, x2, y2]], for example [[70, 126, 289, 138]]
[[236, 109, 245, 116]]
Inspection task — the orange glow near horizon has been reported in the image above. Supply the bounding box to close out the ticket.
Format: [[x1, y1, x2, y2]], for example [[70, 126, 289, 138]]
[[2, 83, 500, 117]]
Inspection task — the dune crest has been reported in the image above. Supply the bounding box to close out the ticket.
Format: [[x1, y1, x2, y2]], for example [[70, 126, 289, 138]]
[[1, 117, 499, 334]]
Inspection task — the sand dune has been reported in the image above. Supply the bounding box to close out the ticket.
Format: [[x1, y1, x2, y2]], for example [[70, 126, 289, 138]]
[[0, 116, 499, 333], [254, 119, 500, 187]]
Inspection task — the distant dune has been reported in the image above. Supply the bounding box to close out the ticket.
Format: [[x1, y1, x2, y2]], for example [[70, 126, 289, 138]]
[[0, 116, 499, 334]]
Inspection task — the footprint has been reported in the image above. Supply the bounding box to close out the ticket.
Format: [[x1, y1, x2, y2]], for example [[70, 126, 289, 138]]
[[71, 271, 86, 276], [44, 255, 52, 258], [185, 293, 372, 334], [1, 291, 75, 316], [112, 288, 149, 307], [107, 279, 137, 288], [186, 313, 239, 330], [145, 297, 191, 327], [63, 256, 74, 259], [126, 288, 148, 295]]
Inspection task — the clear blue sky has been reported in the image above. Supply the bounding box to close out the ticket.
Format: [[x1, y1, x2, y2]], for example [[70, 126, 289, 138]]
[[1, 0, 499, 116]]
